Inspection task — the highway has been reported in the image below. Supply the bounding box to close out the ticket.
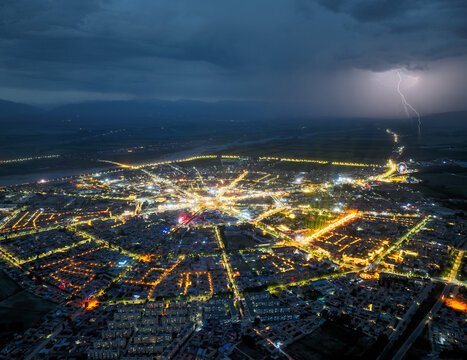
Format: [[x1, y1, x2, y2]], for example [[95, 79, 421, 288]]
[[392, 249, 464, 360], [214, 226, 241, 300], [372, 216, 430, 266], [448, 250, 464, 282], [392, 284, 451, 360], [24, 324, 64, 360], [375, 283, 433, 360]]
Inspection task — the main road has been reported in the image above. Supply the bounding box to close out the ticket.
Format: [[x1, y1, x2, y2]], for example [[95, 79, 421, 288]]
[[392, 284, 451, 360], [392, 250, 464, 360]]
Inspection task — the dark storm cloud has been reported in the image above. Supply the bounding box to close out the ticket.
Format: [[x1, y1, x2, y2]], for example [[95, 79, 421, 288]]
[[317, 0, 420, 22], [0, 0, 466, 116]]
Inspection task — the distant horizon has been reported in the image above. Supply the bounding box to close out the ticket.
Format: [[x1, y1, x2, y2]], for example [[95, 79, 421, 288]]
[[1, 2, 467, 120], [1, 96, 466, 122], [0, 3, 465, 359]]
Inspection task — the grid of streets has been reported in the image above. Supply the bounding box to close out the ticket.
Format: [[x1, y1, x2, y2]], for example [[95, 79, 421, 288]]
[[0, 132, 465, 360]]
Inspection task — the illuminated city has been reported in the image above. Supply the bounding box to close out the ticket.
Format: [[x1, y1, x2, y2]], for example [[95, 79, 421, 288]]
[[0, 127, 465, 359], [1, 1, 466, 359]]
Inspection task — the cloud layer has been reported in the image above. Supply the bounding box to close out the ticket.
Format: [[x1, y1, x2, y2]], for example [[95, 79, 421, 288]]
[[1, 0, 466, 117]]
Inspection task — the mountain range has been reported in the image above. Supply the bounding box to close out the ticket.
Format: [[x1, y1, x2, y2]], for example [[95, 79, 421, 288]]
[[0, 98, 466, 130]]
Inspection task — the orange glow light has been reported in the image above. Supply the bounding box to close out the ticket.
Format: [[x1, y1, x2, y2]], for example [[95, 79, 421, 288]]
[[139, 254, 152, 262], [444, 298, 467, 313], [85, 299, 99, 310]]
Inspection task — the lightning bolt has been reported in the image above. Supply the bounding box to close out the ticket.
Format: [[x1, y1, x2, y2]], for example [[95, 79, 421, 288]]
[[396, 70, 421, 137]]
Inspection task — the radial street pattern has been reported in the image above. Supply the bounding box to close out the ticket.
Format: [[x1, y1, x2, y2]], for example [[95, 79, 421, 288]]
[[0, 146, 465, 359]]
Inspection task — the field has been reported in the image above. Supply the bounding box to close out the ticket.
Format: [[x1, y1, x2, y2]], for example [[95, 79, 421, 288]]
[[415, 165, 467, 200], [0, 272, 56, 347], [0, 118, 396, 185], [286, 321, 370, 360]]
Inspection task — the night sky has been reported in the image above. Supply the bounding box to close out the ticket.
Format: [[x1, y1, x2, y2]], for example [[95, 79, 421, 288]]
[[1, 0, 467, 118]]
